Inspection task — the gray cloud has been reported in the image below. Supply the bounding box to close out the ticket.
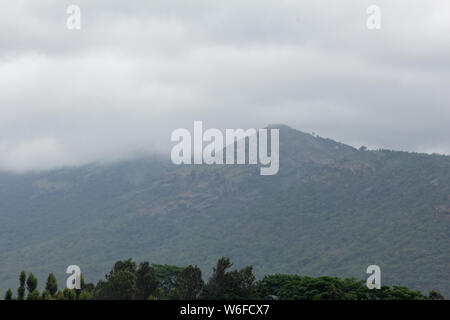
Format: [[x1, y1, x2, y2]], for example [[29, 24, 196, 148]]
[[0, 0, 449, 171]]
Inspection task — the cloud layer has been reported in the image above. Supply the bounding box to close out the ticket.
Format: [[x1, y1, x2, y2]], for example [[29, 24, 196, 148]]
[[1, 0, 449, 171]]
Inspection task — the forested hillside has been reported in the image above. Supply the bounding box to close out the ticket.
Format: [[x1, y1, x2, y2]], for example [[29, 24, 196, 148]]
[[0, 126, 448, 296]]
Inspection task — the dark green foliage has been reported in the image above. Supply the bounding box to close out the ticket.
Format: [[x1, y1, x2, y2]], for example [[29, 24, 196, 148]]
[[62, 288, 76, 300], [5, 257, 444, 300], [255, 275, 428, 300], [78, 290, 93, 300], [96, 272, 136, 299], [17, 271, 26, 300], [108, 259, 137, 277], [55, 290, 64, 300], [367, 285, 426, 300], [153, 264, 185, 295], [26, 273, 38, 295], [41, 290, 53, 300], [135, 262, 159, 300], [232, 266, 257, 299], [429, 290, 445, 300], [27, 289, 40, 300], [4, 288, 13, 300], [95, 259, 137, 299], [172, 265, 204, 299], [201, 257, 256, 299], [93, 260, 181, 300], [45, 273, 58, 296], [80, 274, 95, 296], [201, 257, 232, 299]]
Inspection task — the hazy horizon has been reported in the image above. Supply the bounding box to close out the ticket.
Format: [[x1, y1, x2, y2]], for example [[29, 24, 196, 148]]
[[1, 0, 449, 172]]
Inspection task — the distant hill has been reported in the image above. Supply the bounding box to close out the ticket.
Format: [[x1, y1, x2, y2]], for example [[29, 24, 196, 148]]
[[0, 125, 449, 296]]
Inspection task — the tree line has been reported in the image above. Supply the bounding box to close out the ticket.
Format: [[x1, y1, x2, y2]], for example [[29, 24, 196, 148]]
[[3, 257, 445, 300]]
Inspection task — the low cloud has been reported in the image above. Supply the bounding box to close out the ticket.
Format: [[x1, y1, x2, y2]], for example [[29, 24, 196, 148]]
[[0, 0, 449, 171]]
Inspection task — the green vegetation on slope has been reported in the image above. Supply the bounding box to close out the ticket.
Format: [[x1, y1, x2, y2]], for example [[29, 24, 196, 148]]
[[0, 126, 448, 296]]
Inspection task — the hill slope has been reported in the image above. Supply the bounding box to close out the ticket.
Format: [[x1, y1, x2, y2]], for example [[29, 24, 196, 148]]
[[0, 126, 449, 295]]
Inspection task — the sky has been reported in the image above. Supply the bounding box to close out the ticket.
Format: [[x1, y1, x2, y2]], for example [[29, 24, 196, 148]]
[[0, 0, 449, 172]]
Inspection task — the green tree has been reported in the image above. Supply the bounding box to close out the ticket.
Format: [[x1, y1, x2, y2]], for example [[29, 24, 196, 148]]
[[45, 273, 58, 296], [55, 290, 64, 300], [232, 265, 256, 299], [104, 270, 137, 299], [17, 270, 26, 300], [201, 257, 232, 299], [62, 288, 76, 300], [41, 290, 53, 300], [79, 290, 93, 300], [135, 262, 159, 300], [27, 289, 40, 300], [385, 286, 426, 300], [94, 259, 138, 300], [173, 265, 204, 299], [107, 259, 136, 277], [26, 273, 38, 298], [429, 290, 445, 300], [201, 257, 256, 299], [153, 264, 184, 295], [4, 288, 13, 300], [256, 275, 369, 300]]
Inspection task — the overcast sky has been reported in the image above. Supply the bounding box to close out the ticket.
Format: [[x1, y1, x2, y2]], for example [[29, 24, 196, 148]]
[[0, 0, 449, 172]]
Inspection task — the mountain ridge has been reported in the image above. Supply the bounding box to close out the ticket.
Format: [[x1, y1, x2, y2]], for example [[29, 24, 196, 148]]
[[0, 125, 448, 296]]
